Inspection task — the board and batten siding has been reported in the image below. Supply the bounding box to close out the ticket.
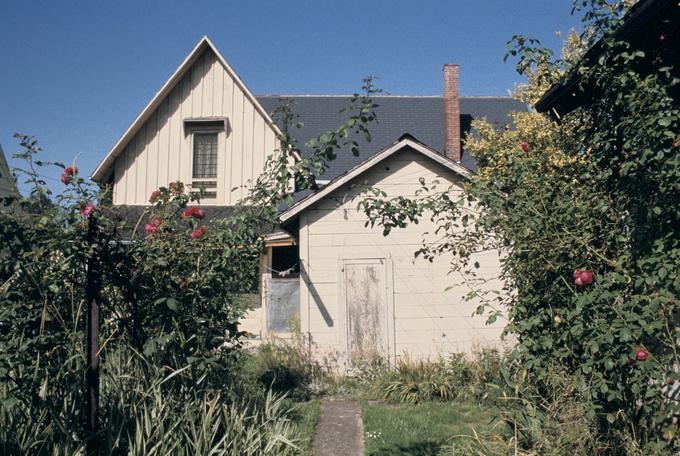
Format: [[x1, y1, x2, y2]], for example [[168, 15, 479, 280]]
[[0, 145, 17, 199], [298, 148, 508, 361], [112, 48, 278, 205]]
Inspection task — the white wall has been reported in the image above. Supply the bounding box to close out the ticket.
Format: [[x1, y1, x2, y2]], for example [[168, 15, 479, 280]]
[[112, 48, 278, 205], [298, 147, 509, 361]]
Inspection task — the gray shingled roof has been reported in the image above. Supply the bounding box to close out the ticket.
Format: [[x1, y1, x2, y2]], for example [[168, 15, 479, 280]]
[[256, 95, 526, 176]]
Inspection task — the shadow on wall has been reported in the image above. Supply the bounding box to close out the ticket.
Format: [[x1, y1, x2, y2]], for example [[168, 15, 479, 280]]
[[300, 262, 334, 328]]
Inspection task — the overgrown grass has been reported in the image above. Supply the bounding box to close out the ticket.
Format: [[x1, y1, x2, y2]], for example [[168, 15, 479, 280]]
[[0, 347, 309, 455], [363, 401, 505, 456], [287, 400, 320, 455], [327, 349, 505, 404]]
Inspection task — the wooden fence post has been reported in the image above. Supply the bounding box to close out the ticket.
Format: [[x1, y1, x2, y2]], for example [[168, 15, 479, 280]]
[[85, 215, 101, 455]]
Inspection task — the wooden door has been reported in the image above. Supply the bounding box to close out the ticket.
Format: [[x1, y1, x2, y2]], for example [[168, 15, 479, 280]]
[[342, 258, 391, 363]]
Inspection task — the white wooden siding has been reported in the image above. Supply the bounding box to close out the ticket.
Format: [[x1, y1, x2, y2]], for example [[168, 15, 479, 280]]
[[112, 48, 278, 205], [0, 145, 16, 199], [299, 148, 508, 360]]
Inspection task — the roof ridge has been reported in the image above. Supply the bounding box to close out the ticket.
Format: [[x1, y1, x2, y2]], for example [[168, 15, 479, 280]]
[[255, 94, 516, 99]]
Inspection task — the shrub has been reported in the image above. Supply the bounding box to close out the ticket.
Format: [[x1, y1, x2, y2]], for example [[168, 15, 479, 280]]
[[443, 348, 504, 402], [241, 337, 329, 401], [380, 358, 454, 404], [372, 350, 506, 405]]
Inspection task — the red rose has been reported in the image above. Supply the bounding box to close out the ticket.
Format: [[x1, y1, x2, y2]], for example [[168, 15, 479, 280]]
[[149, 190, 162, 203], [520, 141, 530, 153], [64, 166, 78, 176], [191, 225, 207, 240], [635, 347, 649, 362], [144, 217, 162, 236], [573, 269, 594, 287], [79, 202, 96, 218], [182, 207, 206, 220], [60, 173, 72, 185]]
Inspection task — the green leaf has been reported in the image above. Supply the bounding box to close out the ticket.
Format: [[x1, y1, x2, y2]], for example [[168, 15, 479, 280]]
[[166, 298, 178, 311]]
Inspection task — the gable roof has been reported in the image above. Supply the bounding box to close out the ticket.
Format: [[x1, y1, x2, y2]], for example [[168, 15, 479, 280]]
[[278, 134, 470, 224], [257, 95, 526, 176], [92, 36, 281, 182]]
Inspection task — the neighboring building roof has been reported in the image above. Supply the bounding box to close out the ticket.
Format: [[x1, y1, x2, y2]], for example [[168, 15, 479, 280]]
[[0, 143, 18, 199], [257, 95, 526, 175], [278, 134, 470, 225], [535, 0, 679, 117], [92, 36, 282, 182]]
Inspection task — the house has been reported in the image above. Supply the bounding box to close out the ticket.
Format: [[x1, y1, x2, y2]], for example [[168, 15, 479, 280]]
[[93, 37, 525, 362], [0, 144, 18, 201]]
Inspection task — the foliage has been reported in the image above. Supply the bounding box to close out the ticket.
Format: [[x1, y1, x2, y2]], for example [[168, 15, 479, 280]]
[[0, 347, 303, 455], [241, 337, 330, 401], [380, 358, 455, 404], [328, 350, 505, 405], [359, 1, 679, 451]]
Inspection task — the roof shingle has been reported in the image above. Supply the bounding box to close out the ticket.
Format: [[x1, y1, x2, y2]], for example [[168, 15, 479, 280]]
[[256, 95, 526, 175]]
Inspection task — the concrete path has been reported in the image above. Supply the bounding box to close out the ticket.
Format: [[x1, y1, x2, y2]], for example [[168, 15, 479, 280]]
[[312, 399, 364, 456]]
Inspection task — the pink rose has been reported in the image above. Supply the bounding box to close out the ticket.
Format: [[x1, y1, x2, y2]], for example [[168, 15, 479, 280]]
[[182, 207, 206, 220], [635, 347, 649, 362], [144, 217, 162, 236], [149, 190, 162, 203], [573, 269, 594, 287], [191, 225, 207, 240], [79, 202, 96, 218]]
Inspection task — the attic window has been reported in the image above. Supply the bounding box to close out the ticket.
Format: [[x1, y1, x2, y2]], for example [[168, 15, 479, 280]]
[[193, 133, 218, 178], [192, 133, 218, 199]]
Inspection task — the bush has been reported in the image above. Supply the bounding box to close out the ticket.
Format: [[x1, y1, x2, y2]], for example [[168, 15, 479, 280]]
[[333, 349, 507, 405], [380, 358, 454, 404], [241, 337, 329, 401]]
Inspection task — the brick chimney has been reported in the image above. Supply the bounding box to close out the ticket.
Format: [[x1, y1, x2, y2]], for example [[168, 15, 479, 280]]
[[443, 64, 461, 162]]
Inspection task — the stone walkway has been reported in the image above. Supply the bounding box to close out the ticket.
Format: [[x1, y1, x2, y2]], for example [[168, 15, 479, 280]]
[[312, 399, 364, 456]]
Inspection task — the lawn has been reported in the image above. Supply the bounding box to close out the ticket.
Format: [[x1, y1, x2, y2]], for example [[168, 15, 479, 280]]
[[288, 400, 320, 455], [363, 401, 505, 456]]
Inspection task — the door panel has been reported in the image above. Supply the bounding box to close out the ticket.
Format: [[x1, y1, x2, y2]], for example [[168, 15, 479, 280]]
[[344, 259, 388, 362]]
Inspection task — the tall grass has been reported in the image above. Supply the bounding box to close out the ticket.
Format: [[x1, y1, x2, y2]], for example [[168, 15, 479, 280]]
[[0, 347, 302, 455]]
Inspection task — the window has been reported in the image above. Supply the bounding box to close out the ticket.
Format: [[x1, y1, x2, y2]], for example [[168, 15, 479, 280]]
[[192, 133, 218, 199], [192, 133, 218, 179], [271, 245, 300, 278]]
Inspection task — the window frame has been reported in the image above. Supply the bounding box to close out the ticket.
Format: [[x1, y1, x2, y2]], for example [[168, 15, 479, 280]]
[[189, 127, 221, 200]]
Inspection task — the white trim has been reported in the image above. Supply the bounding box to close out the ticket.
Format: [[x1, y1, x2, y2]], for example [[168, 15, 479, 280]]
[[92, 36, 282, 182], [279, 137, 471, 223]]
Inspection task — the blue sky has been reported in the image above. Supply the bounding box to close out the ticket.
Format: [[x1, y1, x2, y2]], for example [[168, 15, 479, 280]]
[[0, 1, 580, 191]]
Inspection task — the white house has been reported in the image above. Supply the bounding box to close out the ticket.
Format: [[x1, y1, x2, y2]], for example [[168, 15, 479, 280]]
[[93, 36, 524, 362], [0, 144, 18, 201]]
